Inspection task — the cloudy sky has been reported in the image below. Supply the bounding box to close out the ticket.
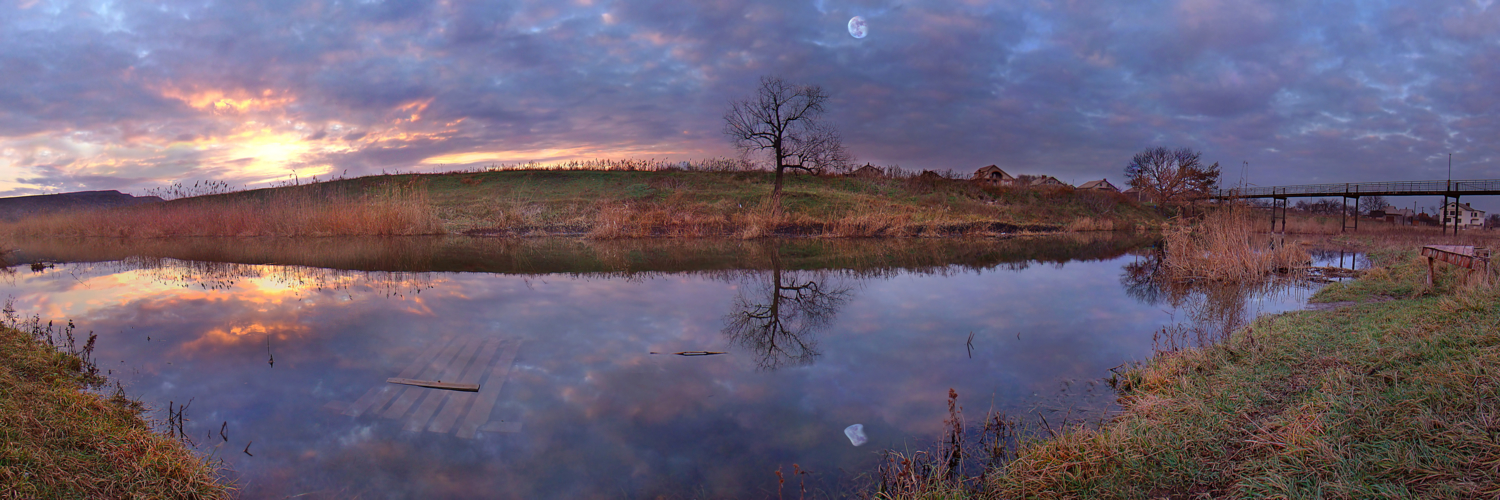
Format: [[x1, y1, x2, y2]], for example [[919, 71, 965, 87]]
[[3, 0, 1499, 206]]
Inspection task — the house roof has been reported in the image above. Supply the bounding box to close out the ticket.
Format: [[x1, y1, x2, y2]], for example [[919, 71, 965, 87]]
[[1024, 175, 1068, 187], [973, 165, 1013, 180], [1446, 202, 1484, 213], [1077, 179, 1119, 190]]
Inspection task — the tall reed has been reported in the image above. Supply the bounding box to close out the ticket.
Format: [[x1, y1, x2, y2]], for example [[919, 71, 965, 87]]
[[1160, 203, 1309, 281], [0, 183, 443, 238]]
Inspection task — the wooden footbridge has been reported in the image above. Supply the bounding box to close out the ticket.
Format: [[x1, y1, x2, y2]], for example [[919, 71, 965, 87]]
[[1209, 179, 1500, 234]]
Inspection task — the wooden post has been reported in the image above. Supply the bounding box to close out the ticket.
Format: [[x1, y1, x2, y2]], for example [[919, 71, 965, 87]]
[[1428, 255, 1435, 286]]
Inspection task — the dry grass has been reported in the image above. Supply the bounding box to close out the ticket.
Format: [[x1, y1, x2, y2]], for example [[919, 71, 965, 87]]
[[1160, 204, 1310, 281], [426, 169, 1159, 238], [978, 247, 1500, 498], [1064, 217, 1116, 232], [0, 317, 228, 499], [0, 182, 442, 238], [1, 167, 1160, 240]]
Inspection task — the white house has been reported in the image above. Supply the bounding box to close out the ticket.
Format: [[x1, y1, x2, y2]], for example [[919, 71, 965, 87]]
[[1442, 202, 1486, 229]]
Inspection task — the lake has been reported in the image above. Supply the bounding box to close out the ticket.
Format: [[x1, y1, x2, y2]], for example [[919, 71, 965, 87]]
[[1, 235, 1322, 498]]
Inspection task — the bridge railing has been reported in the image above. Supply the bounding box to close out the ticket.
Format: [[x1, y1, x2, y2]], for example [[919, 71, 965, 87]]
[[1214, 179, 1500, 198]]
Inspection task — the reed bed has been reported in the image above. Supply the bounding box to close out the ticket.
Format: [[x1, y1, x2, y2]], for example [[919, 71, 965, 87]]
[[0, 183, 442, 238], [1159, 204, 1309, 281]]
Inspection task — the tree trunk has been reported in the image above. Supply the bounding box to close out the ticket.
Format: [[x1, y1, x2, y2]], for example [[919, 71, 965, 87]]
[[771, 165, 785, 211]]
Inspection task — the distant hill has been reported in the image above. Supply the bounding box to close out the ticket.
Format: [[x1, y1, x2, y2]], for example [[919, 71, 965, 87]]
[[0, 190, 164, 221]]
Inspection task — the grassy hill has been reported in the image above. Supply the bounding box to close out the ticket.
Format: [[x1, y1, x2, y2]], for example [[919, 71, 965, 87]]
[[0, 190, 162, 222], [0, 169, 1163, 238]]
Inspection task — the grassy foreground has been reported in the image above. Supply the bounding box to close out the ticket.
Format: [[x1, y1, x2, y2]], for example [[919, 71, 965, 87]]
[[0, 326, 227, 499], [973, 247, 1500, 497], [0, 168, 1160, 238]]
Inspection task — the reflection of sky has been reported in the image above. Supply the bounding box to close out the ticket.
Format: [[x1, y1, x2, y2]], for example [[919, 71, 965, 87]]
[[0, 257, 1313, 497]]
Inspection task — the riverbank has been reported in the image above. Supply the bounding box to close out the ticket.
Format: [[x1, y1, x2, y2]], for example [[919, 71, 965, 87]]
[[977, 245, 1500, 497], [0, 169, 1161, 239], [0, 324, 227, 498]]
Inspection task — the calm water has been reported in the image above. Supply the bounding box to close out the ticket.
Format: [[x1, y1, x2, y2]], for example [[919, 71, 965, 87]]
[[3, 235, 1319, 498]]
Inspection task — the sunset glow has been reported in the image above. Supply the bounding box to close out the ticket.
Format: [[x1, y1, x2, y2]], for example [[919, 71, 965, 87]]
[[0, 0, 1495, 198]]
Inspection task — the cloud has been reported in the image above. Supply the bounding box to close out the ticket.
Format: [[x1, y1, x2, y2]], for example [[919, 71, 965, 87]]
[[0, 0, 1498, 208]]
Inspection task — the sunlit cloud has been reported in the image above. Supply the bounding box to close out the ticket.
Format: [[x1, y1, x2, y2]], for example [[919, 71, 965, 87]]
[[1, 0, 1498, 207]]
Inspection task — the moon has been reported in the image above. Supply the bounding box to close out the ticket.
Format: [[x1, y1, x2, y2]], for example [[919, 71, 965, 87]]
[[848, 16, 867, 39]]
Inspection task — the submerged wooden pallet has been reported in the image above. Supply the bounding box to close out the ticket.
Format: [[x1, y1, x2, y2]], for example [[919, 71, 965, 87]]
[[326, 335, 523, 438]]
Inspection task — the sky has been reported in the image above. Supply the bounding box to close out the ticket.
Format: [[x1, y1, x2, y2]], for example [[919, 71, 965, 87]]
[[3, 0, 1500, 210]]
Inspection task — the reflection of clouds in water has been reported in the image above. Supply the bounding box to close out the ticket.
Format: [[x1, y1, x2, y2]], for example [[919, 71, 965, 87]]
[[0, 253, 1316, 497]]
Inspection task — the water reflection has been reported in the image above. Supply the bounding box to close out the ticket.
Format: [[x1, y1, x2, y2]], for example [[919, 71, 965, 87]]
[[1121, 246, 1318, 350], [723, 259, 854, 370], [0, 233, 1322, 498]]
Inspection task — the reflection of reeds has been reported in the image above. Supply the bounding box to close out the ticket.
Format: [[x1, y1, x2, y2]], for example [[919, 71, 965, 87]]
[[871, 389, 1047, 497], [0, 305, 227, 497], [9, 232, 1158, 277], [1160, 204, 1309, 281], [0, 183, 442, 237]]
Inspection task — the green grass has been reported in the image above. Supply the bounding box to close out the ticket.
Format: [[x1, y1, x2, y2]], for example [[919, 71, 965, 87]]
[[978, 248, 1500, 498], [0, 325, 228, 499], [0, 169, 1162, 238], [322, 169, 1159, 236]]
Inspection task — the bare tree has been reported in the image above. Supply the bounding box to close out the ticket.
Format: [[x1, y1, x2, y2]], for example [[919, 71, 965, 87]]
[[724, 76, 850, 201], [1124, 147, 1220, 204], [1359, 195, 1390, 215]]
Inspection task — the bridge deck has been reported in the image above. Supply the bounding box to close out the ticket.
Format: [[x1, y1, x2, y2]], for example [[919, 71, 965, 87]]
[[1211, 179, 1500, 199]]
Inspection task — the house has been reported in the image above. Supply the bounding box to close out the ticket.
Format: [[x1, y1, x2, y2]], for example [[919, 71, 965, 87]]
[[849, 163, 883, 178], [971, 165, 1015, 186], [1077, 179, 1120, 192], [1375, 205, 1415, 225], [1442, 202, 1487, 229], [1017, 175, 1070, 189], [916, 170, 944, 181]]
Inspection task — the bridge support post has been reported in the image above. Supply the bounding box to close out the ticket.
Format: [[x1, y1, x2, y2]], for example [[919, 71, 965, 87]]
[[1268, 189, 1286, 233], [1455, 195, 1461, 234]]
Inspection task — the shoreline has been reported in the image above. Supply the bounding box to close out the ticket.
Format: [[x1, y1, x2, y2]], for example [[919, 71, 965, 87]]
[[974, 243, 1500, 496], [0, 323, 229, 498]]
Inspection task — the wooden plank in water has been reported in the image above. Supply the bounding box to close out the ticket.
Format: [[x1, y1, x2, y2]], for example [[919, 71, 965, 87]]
[[345, 335, 455, 417], [383, 336, 471, 419], [386, 378, 480, 392], [323, 400, 349, 413], [479, 421, 522, 433], [456, 340, 522, 439], [404, 337, 486, 432], [427, 338, 506, 434]]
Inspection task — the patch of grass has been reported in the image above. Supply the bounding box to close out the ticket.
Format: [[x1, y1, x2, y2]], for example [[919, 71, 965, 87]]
[[439, 170, 1161, 238], [982, 248, 1500, 497], [0, 166, 1162, 239], [0, 322, 228, 498]]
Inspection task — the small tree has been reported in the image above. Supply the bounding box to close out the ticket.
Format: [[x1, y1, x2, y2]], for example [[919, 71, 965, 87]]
[[724, 76, 850, 201], [1359, 195, 1390, 215], [1124, 147, 1220, 204]]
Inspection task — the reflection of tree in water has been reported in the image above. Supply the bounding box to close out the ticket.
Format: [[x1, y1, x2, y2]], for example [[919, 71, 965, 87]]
[[1121, 248, 1314, 350], [722, 262, 853, 370]]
